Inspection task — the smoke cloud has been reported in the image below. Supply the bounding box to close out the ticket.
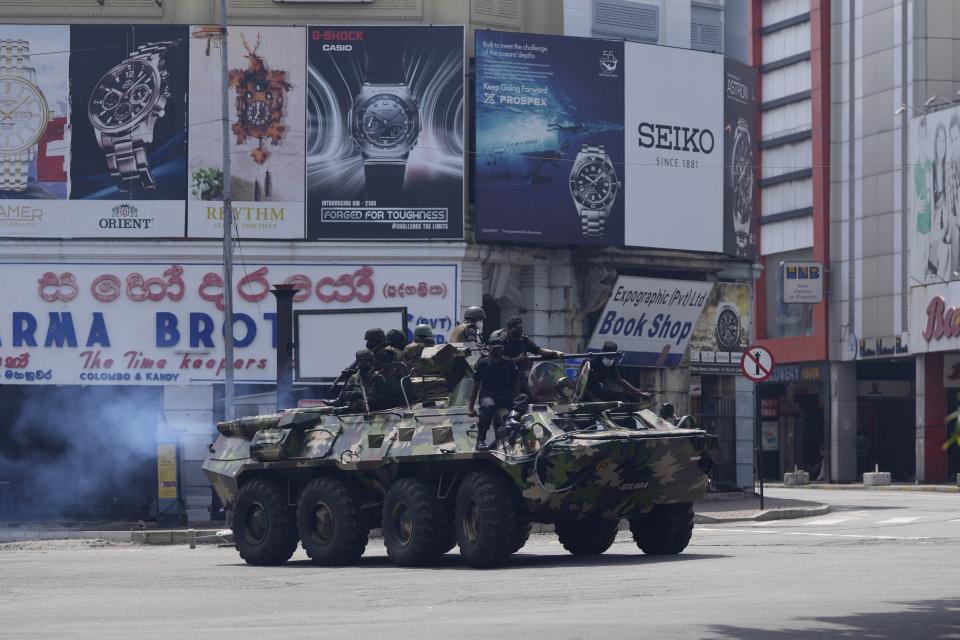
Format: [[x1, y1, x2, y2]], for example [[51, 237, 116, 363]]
[[0, 386, 163, 522]]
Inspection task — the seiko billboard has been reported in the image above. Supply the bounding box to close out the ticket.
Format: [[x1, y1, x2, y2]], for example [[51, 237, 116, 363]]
[[476, 31, 751, 255]]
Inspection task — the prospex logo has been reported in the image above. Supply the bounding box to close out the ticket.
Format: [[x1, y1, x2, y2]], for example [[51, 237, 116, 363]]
[[599, 50, 619, 76], [100, 202, 154, 230], [311, 29, 363, 52]]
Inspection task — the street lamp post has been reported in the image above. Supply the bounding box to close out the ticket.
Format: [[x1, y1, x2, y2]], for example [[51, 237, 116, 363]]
[[219, 0, 235, 421]]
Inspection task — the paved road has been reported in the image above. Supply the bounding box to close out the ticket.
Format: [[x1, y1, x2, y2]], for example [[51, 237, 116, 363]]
[[1, 488, 957, 640]]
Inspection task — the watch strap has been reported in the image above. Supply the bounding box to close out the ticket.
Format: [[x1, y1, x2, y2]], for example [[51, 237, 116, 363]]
[[578, 144, 609, 237], [1, 152, 29, 191], [99, 132, 156, 189], [364, 162, 406, 200], [0, 40, 37, 192], [579, 207, 607, 237], [364, 36, 404, 84]]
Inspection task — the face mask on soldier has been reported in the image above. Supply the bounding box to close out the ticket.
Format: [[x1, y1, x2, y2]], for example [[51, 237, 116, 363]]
[[602, 357, 614, 367], [474, 320, 483, 332]]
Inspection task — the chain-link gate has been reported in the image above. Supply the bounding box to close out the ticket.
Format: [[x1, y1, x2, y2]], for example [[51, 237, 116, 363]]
[[699, 396, 737, 490]]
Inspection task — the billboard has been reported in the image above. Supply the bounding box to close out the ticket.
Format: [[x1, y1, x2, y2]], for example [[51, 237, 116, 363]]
[[586, 276, 714, 367], [688, 282, 751, 374], [475, 31, 741, 253], [305, 25, 465, 240], [0, 26, 71, 236], [474, 31, 625, 245], [0, 261, 458, 385], [69, 25, 189, 237], [188, 26, 306, 239], [723, 58, 759, 259], [909, 107, 960, 287], [623, 43, 723, 252]]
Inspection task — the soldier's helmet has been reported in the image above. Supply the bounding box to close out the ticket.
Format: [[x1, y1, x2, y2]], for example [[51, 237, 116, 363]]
[[364, 328, 386, 343], [487, 334, 505, 353], [413, 324, 434, 340], [464, 306, 486, 321], [355, 348, 375, 364], [385, 329, 407, 348]]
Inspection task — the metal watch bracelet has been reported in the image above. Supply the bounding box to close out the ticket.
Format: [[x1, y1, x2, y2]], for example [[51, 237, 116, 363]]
[[579, 144, 608, 237], [101, 41, 175, 189], [0, 39, 37, 191]]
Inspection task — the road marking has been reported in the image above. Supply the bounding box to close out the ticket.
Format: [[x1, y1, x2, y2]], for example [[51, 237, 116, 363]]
[[876, 517, 920, 524], [804, 517, 853, 526], [951, 519, 960, 523], [698, 527, 931, 541]]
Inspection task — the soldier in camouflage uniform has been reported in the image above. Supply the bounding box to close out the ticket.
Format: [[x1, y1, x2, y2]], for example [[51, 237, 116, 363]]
[[384, 329, 407, 363], [340, 349, 390, 412], [403, 323, 436, 375], [363, 328, 396, 365], [450, 306, 485, 344]]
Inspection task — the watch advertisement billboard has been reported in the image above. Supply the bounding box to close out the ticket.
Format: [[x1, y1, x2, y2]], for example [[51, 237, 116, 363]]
[[623, 43, 724, 252], [0, 26, 71, 237], [688, 282, 751, 374], [474, 31, 625, 245], [187, 26, 306, 239], [0, 261, 458, 385], [586, 275, 714, 367], [722, 58, 759, 259], [69, 25, 189, 237], [305, 25, 465, 240], [475, 31, 739, 253]]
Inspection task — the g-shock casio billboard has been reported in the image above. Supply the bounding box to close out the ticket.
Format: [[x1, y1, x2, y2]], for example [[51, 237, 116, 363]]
[[305, 25, 465, 240]]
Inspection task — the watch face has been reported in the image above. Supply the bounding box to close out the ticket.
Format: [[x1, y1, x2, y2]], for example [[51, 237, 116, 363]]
[[88, 60, 160, 132], [570, 156, 618, 209], [732, 130, 754, 223], [357, 93, 417, 150], [0, 76, 49, 153], [715, 306, 741, 351]]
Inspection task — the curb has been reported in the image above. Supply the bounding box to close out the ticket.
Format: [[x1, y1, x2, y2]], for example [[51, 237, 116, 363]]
[[694, 504, 830, 524], [0, 529, 231, 545], [769, 483, 959, 493]]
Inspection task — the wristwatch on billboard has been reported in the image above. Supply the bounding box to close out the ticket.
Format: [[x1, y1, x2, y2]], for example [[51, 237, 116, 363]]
[[0, 39, 52, 192], [731, 117, 754, 251], [87, 41, 175, 190], [569, 143, 620, 237], [349, 38, 420, 200], [714, 302, 742, 352]]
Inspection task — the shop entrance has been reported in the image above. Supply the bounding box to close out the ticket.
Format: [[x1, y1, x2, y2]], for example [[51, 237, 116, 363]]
[[0, 385, 162, 522], [856, 360, 916, 482]]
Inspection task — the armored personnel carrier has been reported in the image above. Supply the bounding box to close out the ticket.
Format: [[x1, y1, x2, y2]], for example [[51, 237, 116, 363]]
[[203, 347, 718, 568]]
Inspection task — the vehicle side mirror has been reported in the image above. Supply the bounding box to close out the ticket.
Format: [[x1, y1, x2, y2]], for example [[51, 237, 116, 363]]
[[676, 415, 697, 430]]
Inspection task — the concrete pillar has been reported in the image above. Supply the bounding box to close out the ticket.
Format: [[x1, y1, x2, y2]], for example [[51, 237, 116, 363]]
[[662, 0, 693, 48], [734, 375, 756, 491], [830, 361, 858, 482], [460, 259, 484, 319], [163, 385, 215, 523]]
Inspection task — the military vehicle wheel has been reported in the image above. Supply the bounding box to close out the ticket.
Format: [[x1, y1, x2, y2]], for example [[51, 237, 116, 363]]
[[232, 477, 299, 566], [556, 519, 619, 555], [455, 471, 520, 568], [297, 477, 369, 566], [382, 478, 452, 566], [629, 503, 694, 555]]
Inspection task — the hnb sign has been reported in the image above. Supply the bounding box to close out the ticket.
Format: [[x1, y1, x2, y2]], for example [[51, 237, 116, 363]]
[[781, 261, 824, 304]]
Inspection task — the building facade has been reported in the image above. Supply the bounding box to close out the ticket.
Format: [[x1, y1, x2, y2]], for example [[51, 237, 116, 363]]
[[0, 0, 762, 524]]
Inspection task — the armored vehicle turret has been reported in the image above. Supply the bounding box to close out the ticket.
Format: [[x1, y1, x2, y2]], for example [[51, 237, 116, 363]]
[[203, 349, 718, 568]]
